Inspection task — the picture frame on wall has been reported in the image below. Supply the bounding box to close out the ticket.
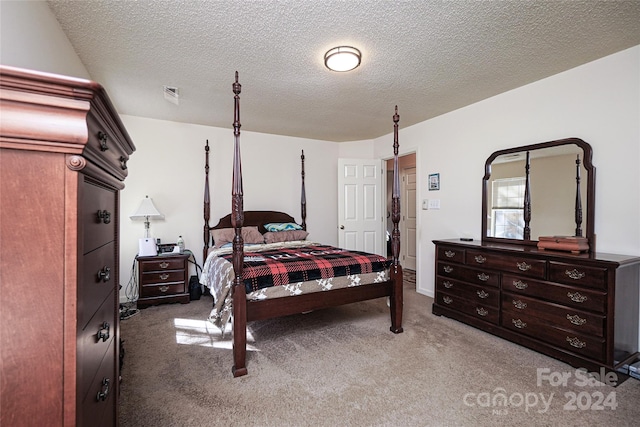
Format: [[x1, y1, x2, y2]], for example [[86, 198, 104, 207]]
[[429, 173, 440, 191]]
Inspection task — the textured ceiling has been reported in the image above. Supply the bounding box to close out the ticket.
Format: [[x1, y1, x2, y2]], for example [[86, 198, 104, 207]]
[[47, 0, 640, 142]]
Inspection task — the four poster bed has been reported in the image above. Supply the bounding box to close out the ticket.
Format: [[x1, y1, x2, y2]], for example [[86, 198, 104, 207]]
[[201, 72, 404, 377]]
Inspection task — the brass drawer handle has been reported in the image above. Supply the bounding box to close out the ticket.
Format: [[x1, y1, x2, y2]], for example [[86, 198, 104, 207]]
[[517, 261, 531, 271], [512, 318, 527, 329], [566, 314, 587, 326], [159, 262, 170, 269], [512, 299, 527, 310], [477, 273, 490, 282], [159, 286, 169, 293], [477, 290, 489, 299], [444, 250, 455, 258], [443, 265, 453, 273], [565, 269, 586, 280], [442, 296, 453, 305], [567, 291, 588, 303], [566, 336, 586, 349], [476, 307, 488, 317], [159, 273, 170, 280], [474, 255, 486, 264], [97, 322, 110, 342], [119, 156, 128, 170], [513, 280, 528, 290], [97, 131, 109, 151], [443, 281, 453, 289]]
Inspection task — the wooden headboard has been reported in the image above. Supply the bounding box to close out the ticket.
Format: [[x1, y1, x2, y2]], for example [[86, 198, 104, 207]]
[[202, 134, 307, 261], [211, 211, 296, 235]]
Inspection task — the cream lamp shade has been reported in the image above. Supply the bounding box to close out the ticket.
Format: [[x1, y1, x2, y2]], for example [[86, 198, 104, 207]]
[[130, 195, 164, 238]]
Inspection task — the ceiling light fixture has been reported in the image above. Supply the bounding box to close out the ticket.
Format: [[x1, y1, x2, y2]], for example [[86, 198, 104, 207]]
[[324, 46, 361, 72]]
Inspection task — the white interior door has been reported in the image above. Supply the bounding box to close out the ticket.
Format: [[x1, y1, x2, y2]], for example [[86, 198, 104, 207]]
[[338, 159, 384, 255], [402, 167, 417, 270]]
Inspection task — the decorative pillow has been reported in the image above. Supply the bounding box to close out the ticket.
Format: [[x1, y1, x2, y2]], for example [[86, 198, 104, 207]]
[[211, 227, 264, 248], [263, 230, 309, 244], [264, 222, 302, 232]]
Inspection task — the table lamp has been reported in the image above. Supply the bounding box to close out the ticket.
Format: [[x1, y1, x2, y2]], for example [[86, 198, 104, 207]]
[[130, 195, 164, 256]]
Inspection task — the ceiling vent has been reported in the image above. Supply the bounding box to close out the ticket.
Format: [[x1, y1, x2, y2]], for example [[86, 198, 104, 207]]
[[163, 86, 179, 105]]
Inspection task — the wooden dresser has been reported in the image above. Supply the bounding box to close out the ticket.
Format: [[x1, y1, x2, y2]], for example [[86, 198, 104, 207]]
[[0, 65, 135, 426], [433, 239, 640, 375], [137, 252, 190, 307]]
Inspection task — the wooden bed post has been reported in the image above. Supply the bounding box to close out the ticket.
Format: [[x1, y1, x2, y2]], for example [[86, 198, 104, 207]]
[[301, 150, 307, 231], [523, 151, 531, 241], [390, 106, 404, 333], [231, 72, 248, 377], [203, 140, 211, 263]]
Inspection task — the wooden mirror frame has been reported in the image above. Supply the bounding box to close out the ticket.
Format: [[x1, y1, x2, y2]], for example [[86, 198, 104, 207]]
[[481, 137, 596, 252]]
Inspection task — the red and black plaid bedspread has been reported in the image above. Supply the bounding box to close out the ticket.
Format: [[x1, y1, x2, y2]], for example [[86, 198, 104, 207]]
[[221, 244, 390, 293]]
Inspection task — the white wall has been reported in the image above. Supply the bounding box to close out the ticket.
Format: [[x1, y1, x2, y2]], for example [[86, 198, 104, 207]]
[[0, 1, 90, 79], [3, 1, 639, 333], [373, 45, 640, 299], [119, 115, 340, 302]]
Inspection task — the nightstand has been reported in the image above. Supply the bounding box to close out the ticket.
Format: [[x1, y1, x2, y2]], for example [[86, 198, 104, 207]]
[[137, 251, 190, 308]]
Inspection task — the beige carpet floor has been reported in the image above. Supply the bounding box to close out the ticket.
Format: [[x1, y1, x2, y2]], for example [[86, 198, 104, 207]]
[[120, 273, 640, 426]]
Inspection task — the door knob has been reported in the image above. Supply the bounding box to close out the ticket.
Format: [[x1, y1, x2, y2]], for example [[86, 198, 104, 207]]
[[340, 225, 345, 229]]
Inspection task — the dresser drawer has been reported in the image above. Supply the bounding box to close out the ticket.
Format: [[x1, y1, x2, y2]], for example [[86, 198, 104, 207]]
[[502, 310, 605, 362], [502, 273, 606, 313], [141, 282, 187, 298], [139, 257, 186, 273], [437, 262, 499, 287], [140, 269, 185, 286], [81, 178, 116, 254], [466, 249, 546, 279], [78, 290, 116, 402], [502, 292, 605, 337], [436, 276, 499, 307], [436, 292, 499, 324], [80, 338, 116, 427], [79, 241, 116, 330], [549, 261, 608, 290], [437, 246, 464, 263]]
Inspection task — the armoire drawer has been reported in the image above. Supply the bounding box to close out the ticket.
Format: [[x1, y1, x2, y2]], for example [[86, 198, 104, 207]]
[[79, 242, 115, 330], [81, 178, 116, 254], [85, 109, 130, 181], [502, 310, 605, 362], [502, 273, 606, 313], [436, 292, 499, 324], [79, 338, 116, 427], [436, 276, 499, 307], [501, 292, 605, 337], [78, 290, 116, 402]]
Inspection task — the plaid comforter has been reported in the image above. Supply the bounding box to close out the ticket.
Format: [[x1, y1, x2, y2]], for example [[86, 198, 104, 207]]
[[221, 244, 390, 293]]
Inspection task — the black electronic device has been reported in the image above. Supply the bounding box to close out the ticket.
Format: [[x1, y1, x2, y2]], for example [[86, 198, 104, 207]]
[[157, 243, 177, 254]]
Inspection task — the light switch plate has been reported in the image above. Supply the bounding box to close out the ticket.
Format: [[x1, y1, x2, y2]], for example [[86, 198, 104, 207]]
[[428, 199, 441, 210]]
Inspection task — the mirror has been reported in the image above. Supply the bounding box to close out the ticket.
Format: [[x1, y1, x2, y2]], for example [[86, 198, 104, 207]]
[[482, 138, 595, 251]]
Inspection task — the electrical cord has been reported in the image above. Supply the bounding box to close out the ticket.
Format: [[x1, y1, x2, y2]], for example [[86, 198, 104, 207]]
[[120, 257, 140, 320]]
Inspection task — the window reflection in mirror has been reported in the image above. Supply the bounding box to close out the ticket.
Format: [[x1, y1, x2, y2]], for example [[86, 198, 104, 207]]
[[486, 144, 588, 241]]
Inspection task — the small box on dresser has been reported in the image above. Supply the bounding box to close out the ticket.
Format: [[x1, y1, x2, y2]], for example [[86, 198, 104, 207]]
[[137, 252, 190, 307]]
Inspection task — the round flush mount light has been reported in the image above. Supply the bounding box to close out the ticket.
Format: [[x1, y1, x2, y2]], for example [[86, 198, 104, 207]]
[[324, 46, 361, 72]]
